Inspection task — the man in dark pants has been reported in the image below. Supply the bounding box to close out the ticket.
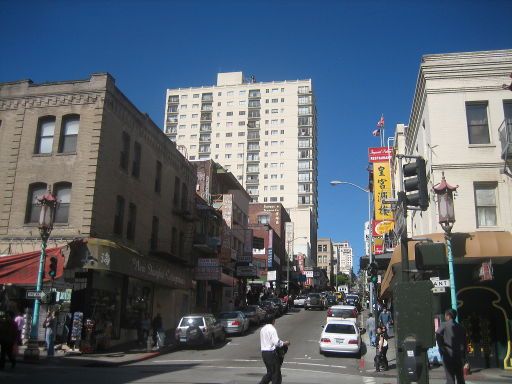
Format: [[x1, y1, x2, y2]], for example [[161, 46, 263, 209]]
[[259, 317, 290, 384], [0, 311, 17, 370], [436, 309, 467, 384]]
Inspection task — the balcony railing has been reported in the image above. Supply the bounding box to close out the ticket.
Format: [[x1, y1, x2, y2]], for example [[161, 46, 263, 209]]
[[200, 113, 212, 121], [498, 119, 512, 160], [168, 96, 179, 103]]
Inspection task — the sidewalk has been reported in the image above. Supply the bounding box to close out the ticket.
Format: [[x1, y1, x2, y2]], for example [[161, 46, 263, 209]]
[[15, 340, 177, 367], [360, 309, 512, 382]]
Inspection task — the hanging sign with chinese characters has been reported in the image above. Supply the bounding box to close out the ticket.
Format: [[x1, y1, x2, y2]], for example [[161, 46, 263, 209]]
[[372, 161, 394, 221]]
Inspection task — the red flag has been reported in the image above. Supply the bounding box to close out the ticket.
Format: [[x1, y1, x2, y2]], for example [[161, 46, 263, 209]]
[[377, 115, 385, 128], [372, 129, 381, 136]]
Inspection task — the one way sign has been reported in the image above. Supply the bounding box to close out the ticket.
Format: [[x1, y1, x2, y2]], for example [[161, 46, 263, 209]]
[[430, 277, 450, 288]]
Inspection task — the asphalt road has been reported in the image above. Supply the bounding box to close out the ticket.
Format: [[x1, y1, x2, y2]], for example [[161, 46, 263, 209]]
[[3, 308, 393, 384]]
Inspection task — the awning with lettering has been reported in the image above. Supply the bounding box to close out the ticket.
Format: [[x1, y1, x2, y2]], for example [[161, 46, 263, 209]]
[[380, 231, 512, 298], [0, 247, 66, 285], [67, 238, 192, 290]]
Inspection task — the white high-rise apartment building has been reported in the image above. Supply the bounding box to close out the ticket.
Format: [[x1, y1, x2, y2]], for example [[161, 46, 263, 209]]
[[164, 72, 318, 262], [333, 241, 353, 275]]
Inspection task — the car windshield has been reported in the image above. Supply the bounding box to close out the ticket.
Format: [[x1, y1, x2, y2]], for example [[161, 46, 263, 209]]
[[325, 323, 356, 334], [180, 317, 204, 327], [218, 312, 239, 319], [331, 309, 355, 317]]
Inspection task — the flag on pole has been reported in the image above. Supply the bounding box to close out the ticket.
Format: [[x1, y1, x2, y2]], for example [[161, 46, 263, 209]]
[[377, 115, 385, 128], [372, 129, 381, 137]]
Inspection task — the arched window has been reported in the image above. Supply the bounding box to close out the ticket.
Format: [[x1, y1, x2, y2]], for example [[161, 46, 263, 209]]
[[54, 182, 72, 223], [35, 116, 55, 154], [25, 183, 47, 223], [59, 115, 80, 153]]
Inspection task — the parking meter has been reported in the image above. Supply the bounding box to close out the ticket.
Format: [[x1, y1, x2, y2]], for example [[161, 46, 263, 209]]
[[403, 336, 421, 382]]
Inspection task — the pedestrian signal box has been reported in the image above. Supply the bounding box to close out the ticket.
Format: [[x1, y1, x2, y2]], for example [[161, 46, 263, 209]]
[[415, 243, 446, 270]]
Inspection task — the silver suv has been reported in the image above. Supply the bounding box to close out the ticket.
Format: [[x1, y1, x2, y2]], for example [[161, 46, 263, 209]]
[[175, 314, 226, 347], [305, 293, 325, 310]]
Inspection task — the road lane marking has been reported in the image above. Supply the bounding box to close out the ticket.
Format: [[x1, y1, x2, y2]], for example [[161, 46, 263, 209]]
[[285, 361, 347, 369]]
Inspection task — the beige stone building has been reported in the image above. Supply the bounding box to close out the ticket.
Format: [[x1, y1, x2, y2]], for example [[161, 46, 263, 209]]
[[383, 50, 512, 370], [333, 241, 353, 276], [317, 238, 334, 286], [164, 72, 318, 266], [0, 73, 197, 343]]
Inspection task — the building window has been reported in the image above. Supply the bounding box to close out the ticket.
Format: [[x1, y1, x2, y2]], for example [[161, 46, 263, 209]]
[[113, 195, 125, 235], [120, 132, 130, 170], [59, 115, 79, 153], [171, 227, 177, 254], [150, 216, 159, 250], [474, 183, 497, 227], [181, 183, 188, 211], [179, 231, 185, 256], [258, 215, 270, 224], [466, 102, 490, 144], [155, 161, 162, 193], [173, 176, 181, 207], [127, 203, 137, 240], [35, 116, 55, 154], [54, 182, 71, 223], [132, 142, 141, 178], [25, 183, 47, 223]]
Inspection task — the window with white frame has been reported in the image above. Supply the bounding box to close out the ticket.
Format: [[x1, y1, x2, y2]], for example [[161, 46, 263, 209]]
[[59, 115, 79, 153], [474, 183, 497, 227], [35, 117, 55, 154], [466, 102, 490, 144]]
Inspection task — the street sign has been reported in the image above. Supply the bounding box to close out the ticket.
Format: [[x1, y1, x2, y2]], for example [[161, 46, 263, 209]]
[[26, 290, 46, 299], [432, 287, 446, 293], [430, 277, 450, 288]]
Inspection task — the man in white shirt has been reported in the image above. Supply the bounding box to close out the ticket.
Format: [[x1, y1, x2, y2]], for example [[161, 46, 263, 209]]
[[259, 318, 290, 384]]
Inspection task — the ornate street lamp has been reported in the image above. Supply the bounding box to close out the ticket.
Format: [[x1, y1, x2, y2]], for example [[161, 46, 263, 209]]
[[433, 173, 458, 313], [24, 187, 58, 360]]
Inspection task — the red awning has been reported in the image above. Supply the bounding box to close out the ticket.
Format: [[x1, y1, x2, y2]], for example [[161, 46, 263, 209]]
[[0, 247, 65, 285]]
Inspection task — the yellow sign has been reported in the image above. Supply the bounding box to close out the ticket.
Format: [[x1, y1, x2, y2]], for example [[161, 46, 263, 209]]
[[373, 162, 394, 221]]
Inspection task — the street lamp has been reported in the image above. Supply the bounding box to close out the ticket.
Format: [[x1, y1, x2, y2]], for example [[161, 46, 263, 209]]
[[286, 236, 306, 294], [24, 187, 58, 360], [330, 180, 376, 318], [433, 172, 458, 313]]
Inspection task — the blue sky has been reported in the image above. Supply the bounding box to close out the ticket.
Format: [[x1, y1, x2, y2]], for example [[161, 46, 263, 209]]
[[1, 0, 511, 272]]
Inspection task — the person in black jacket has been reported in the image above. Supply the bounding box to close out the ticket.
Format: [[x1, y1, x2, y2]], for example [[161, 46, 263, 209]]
[[375, 325, 389, 371], [435, 309, 467, 384], [0, 311, 17, 370]]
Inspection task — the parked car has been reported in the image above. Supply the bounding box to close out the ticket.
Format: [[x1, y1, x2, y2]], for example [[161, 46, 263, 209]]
[[326, 305, 358, 323], [217, 311, 250, 335], [241, 305, 266, 326], [319, 319, 364, 357], [293, 295, 307, 307], [345, 294, 360, 307], [305, 293, 325, 310], [175, 314, 225, 347]]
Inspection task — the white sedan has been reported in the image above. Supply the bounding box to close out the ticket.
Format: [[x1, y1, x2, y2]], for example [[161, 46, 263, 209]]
[[293, 295, 306, 307], [319, 320, 363, 357]]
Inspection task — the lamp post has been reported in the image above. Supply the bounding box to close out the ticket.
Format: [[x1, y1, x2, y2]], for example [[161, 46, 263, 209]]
[[286, 236, 306, 294], [330, 180, 376, 318], [24, 187, 58, 360], [433, 173, 458, 313]]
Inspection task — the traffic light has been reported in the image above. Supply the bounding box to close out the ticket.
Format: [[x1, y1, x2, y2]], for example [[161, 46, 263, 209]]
[[48, 256, 58, 280], [402, 157, 429, 211], [415, 243, 447, 270], [367, 262, 378, 284]]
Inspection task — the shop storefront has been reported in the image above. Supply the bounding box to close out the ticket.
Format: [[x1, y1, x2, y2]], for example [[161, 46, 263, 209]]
[[66, 238, 193, 349]]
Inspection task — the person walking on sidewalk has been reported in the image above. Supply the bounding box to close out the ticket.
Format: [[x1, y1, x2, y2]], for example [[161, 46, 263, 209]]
[[366, 313, 376, 347], [375, 325, 389, 371], [0, 311, 17, 370], [436, 309, 467, 384], [258, 317, 290, 384], [378, 307, 393, 334], [44, 311, 56, 357]]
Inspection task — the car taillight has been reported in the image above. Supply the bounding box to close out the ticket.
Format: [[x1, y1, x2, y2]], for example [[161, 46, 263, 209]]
[[175, 329, 180, 338], [320, 338, 331, 343], [348, 339, 358, 344], [231, 320, 240, 326], [327, 309, 332, 316]]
